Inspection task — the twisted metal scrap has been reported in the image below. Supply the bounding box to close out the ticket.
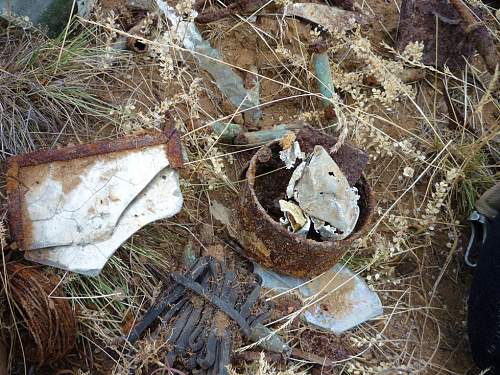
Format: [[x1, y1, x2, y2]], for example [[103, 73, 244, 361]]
[[127, 256, 269, 374], [6, 263, 76, 366]]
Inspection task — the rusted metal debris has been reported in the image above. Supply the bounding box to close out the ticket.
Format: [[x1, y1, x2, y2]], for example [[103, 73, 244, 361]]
[[5, 263, 76, 366], [329, 0, 355, 11], [238, 126, 375, 277], [448, 0, 498, 74], [6, 128, 184, 276], [125, 256, 287, 373], [397, 0, 497, 73]]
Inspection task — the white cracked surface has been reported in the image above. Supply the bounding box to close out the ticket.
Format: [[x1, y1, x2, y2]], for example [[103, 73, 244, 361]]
[[25, 167, 183, 276], [254, 263, 383, 334], [23, 145, 171, 249]]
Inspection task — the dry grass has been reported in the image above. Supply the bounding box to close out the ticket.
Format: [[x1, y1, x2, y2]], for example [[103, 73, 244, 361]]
[[0, 0, 499, 374], [0, 19, 133, 159]]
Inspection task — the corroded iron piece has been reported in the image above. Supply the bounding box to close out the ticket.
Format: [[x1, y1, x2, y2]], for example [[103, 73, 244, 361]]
[[238, 127, 374, 277]]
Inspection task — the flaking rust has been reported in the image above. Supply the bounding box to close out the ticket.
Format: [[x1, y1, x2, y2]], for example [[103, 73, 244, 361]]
[[238, 126, 375, 278], [6, 128, 184, 276]]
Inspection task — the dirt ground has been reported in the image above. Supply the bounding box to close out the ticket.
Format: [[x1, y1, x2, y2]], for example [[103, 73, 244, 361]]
[[0, 0, 498, 374]]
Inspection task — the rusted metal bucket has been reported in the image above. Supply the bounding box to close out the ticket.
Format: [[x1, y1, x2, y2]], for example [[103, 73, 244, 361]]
[[238, 127, 375, 278]]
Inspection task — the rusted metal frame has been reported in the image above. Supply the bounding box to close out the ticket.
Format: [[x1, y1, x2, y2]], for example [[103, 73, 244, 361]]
[[5, 128, 183, 251], [6, 128, 179, 168]]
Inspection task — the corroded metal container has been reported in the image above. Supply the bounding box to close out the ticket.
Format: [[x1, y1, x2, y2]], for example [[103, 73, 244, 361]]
[[238, 127, 375, 278]]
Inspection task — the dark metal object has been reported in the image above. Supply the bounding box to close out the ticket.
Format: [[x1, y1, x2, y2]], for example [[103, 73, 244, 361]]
[[238, 126, 375, 277], [5, 127, 183, 251], [126, 257, 209, 343], [125, 255, 281, 372], [171, 273, 251, 336], [218, 330, 232, 375]]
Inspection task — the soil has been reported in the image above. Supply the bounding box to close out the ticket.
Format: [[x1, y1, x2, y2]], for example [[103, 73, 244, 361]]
[[2, 0, 496, 373]]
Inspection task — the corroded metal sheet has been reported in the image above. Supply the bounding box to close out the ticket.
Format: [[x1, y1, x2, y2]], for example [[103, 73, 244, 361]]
[[6, 129, 184, 276]]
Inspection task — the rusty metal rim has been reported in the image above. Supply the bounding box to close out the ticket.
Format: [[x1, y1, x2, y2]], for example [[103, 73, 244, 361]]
[[6, 128, 179, 168], [5, 127, 183, 250], [245, 142, 375, 249]]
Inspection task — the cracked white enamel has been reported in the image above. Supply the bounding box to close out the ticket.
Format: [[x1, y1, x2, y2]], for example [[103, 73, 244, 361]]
[[21, 145, 170, 249], [25, 167, 183, 276]]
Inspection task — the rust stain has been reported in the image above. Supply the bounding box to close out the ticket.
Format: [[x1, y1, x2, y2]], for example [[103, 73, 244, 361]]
[[6, 161, 23, 249], [5, 128, 183, 251], [5, 161, 19, 192], [8, 128, 181, 168], [240, 230, 270, 259], [20, 198, 34, 250], [166, 129, 184, 168], [50, 157, 94, 194], [238, 126, 375, 278], [309, 272, 355, 319], [18, 164, 50, 189]]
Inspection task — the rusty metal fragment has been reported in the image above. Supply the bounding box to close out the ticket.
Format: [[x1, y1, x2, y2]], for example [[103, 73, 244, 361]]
[[396, 0, 496, 72], [5, 263, 76, 366], [126, 18, 151, 53], [195, 0, 269, 24], [238, 126, 374, 277], [6, 129, 184, 276]]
